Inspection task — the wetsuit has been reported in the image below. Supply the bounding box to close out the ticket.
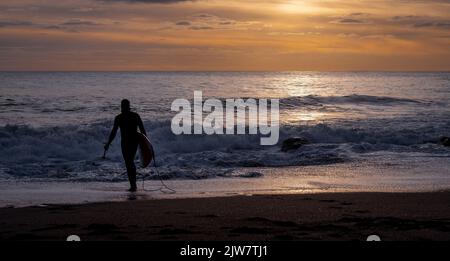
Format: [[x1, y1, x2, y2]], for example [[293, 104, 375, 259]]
[[107, 111, 146, 190]]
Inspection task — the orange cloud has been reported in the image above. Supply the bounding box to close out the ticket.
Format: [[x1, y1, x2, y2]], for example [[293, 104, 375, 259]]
[[0, 0, 449, 71]]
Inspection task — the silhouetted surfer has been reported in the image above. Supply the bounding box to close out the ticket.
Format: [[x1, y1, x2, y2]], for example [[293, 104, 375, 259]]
[[105, 99, 146, 192]]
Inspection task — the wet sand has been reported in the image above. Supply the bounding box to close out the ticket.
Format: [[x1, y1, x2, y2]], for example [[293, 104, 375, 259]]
[[0, 192, 449, 241]]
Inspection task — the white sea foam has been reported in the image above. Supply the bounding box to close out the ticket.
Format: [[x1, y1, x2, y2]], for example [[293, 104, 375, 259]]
[[1, 116, 449, 181]]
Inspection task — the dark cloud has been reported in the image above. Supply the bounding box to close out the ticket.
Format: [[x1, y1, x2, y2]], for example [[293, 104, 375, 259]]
[[171, 13, 242, 30], [414, 21, 450, 28], [391, 15, 421, 21], [414, 22, 435, 28], [193, 13, 215, 18], [330, 13, 371, 25], [190, 26, 213, 30], [436, 22, 450, 28], [349, 12, 368, 16], [0, 20, 34, 27], [391, 16, 450, 29], [71, 7, 95, 13], [0, 18, 101, 31], [43, 25, 63, 30], [60, 19, 101, 26], [333, 18, 366, 24], [175, 21, 191, 26]]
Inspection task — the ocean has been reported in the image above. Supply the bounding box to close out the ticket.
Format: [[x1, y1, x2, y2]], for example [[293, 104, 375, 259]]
[[1, 72, 450, 206]]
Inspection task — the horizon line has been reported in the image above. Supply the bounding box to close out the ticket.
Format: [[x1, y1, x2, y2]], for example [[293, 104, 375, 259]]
[[1, 70, 449, 73]]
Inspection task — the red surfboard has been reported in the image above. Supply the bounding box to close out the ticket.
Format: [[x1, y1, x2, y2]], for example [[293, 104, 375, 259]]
[[138, 132, 155, 168]]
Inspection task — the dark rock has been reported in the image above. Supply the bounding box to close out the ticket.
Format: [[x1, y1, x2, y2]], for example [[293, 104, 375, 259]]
[[440, 137, 450, 147], [281, 137, 309, 152], [238, 172, 263, 178]]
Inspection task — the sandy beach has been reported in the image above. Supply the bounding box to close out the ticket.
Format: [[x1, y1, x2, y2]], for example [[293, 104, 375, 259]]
[[1, 191, 449, 241]]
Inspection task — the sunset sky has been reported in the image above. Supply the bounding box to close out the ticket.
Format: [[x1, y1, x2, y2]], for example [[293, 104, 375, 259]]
[[0, 0, 449, 71]]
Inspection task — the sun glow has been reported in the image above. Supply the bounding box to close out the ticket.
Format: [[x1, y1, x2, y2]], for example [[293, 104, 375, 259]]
[[277, 1, 324, 14]]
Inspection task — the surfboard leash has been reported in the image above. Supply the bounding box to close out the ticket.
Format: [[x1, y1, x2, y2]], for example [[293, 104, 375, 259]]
[[141, 160, 176, 194], [138, 159, 176, 194], [101, 145, 175, 194]]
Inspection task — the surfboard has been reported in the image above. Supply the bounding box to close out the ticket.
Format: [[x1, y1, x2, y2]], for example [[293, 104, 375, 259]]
[[138, 132, 154, 168]]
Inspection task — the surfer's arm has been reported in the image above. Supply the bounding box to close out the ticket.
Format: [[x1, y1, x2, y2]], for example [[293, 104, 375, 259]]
[[105, 117, 119, 150], [137, 115, 147, 137]]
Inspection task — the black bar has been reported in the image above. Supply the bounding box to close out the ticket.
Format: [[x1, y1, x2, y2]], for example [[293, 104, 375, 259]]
[[1, 241, 447, 260]]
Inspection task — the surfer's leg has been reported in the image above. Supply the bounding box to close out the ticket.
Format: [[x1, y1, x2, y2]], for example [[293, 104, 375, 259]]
[[126, 161, 137, 191], [122, 141, 138, 191]]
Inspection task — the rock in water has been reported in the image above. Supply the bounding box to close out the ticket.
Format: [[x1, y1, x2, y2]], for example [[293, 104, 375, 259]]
[[281, 137, 309, 152], [440, 137, 450, 147], [239, 172, 263, 178]]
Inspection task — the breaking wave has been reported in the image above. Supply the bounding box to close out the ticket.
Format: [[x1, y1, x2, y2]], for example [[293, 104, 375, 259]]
[[0, 117, 449, 181], [279, 94, 426, 109]]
